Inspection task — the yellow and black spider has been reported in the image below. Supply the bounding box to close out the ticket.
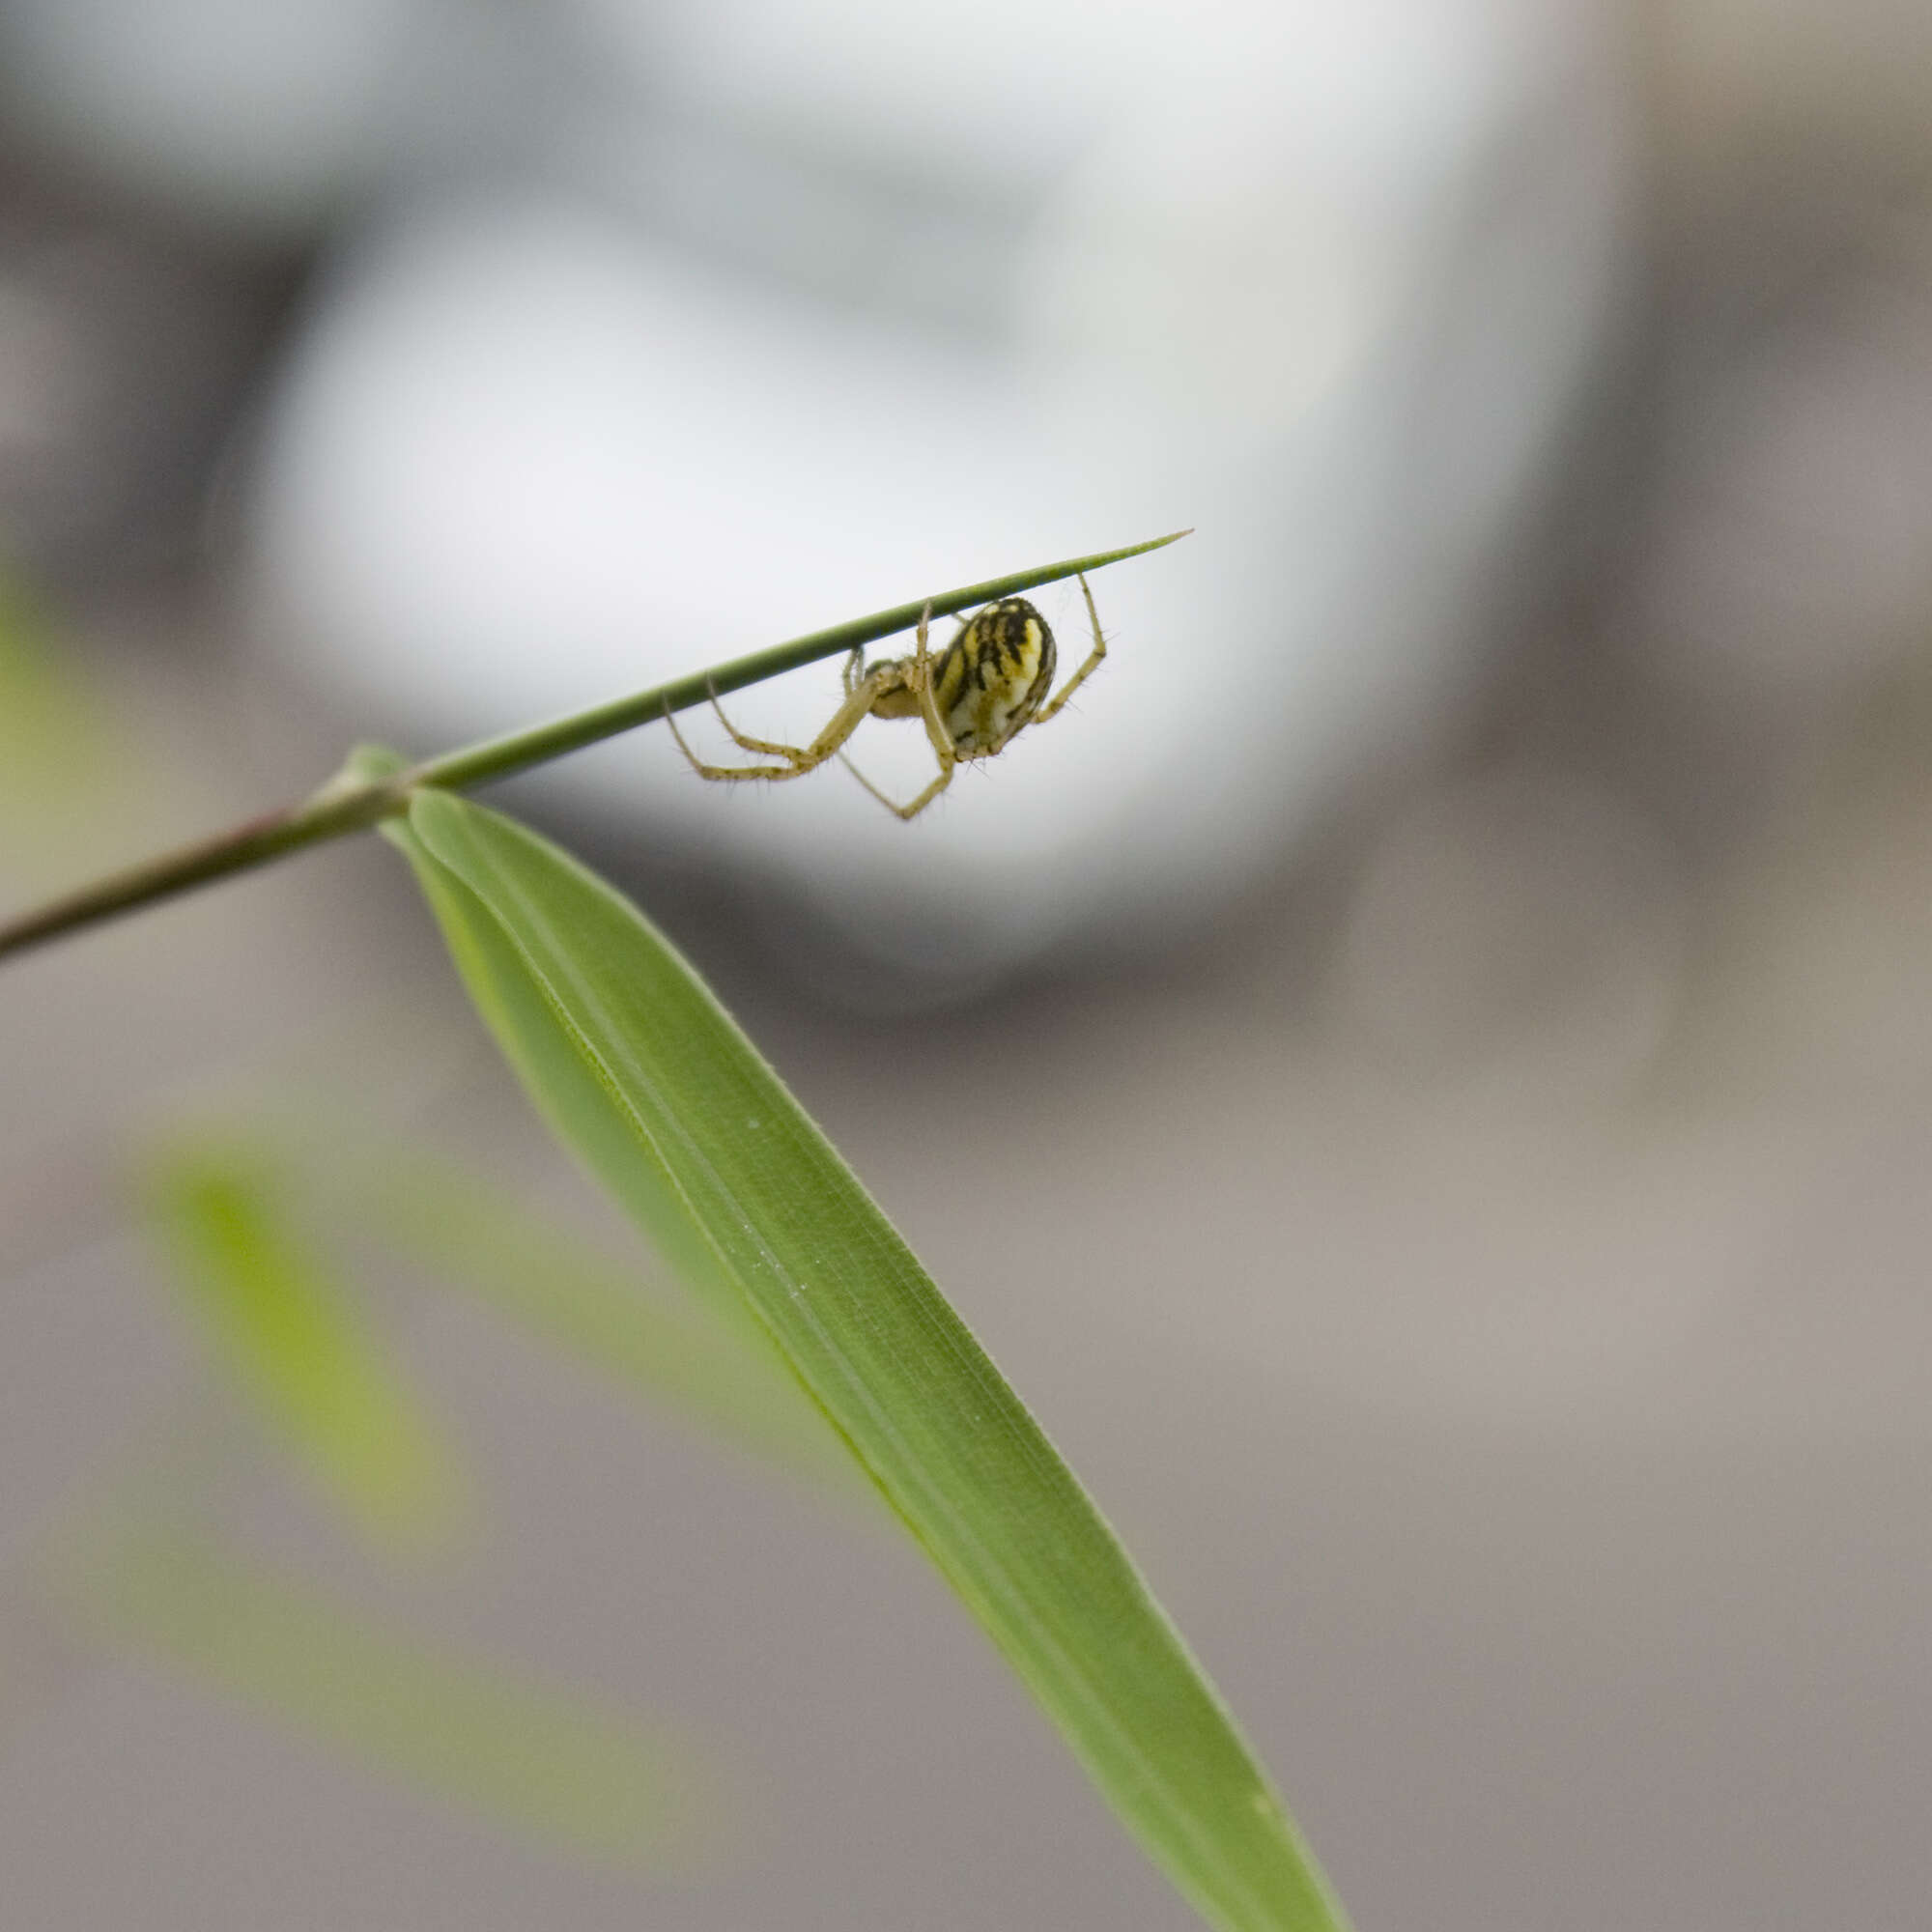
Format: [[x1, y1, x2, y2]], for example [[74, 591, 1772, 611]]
[[665, 572, 1108, 819]]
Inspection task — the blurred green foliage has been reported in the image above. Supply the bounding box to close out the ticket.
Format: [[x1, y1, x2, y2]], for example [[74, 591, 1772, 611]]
[[145, 1140, 467, 1554], [43, 1517, 713, 1866]]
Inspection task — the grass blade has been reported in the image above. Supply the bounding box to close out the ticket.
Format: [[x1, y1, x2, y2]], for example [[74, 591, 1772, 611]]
[[389, 789, 1350, 1932]]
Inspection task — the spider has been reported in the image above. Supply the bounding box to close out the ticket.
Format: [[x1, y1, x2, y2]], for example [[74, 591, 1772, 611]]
[[664, 572, 1108, 819]]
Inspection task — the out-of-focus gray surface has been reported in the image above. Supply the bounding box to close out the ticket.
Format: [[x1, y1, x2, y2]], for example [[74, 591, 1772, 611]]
[[8, 1, 1932, 1927]]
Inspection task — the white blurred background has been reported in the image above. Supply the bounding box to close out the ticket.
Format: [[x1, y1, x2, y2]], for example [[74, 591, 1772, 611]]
[[4, 0, 1932, 1926]]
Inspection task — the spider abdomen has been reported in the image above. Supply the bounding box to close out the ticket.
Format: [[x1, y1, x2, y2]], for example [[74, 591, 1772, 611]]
[[934, 598, 1057, 757]]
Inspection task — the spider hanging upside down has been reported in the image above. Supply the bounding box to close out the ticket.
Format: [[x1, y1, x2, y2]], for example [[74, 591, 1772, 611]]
[[664, 572, 1108, 819]]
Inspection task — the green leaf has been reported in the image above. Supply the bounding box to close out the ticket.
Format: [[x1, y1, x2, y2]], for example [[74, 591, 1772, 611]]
[[48, 1523, 713, 1865], [389, 788, 1350, 1932], [145, 1141, 465, 1551]]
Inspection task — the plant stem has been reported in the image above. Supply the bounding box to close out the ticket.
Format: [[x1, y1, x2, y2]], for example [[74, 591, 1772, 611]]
[[0, 531, 1187, 965]]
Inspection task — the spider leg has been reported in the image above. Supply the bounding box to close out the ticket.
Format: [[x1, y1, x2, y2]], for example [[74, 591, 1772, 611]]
[[910, 601, 958, 771], [705, 684, 814, 763], [664, 676, 879, 783], [1028, 571, 1107, 727], [830, 604, 958, 819], [838, 749, 956, 821], [662, 698, 798, 781]]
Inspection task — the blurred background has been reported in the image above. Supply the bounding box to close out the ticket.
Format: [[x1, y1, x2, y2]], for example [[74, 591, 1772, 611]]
[[5, 0, 1932, 1924]]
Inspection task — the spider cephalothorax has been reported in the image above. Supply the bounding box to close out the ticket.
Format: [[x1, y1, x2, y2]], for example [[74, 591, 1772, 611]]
[[666, 574, 1108, 819]]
